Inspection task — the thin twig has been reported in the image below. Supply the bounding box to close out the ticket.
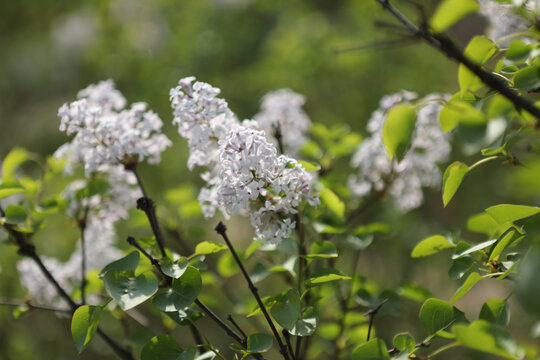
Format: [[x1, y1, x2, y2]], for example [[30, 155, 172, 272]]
[[78, 205, 90, 305], [0, 206, 134, 360], [215, 222, 291, 360], [130, 167, 167, 257], [125, 236, 265, 360], [365, 298, 389, 341], [228, 314, 248, 340], [375, 0, 540, 125], [282, 330, 297, 360], [0, 298, 72, 313]]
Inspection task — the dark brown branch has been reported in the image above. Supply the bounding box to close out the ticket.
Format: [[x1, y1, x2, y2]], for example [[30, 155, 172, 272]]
[[0, 206, 134, 360], [125, 236, 265, 360], [228, 314, 248, 341], [365, 298, 389, 341], [130, 167, 167, 258], [0, 298, 72, 313], [375, 0, 540, 125], [215, 222, 291, 360], [78, 205, 90, 305]]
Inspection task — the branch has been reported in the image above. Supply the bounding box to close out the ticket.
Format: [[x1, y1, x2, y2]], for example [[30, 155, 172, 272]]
[[0, 298, 72, 313], [0, 206, 134, 360], [365, 298, 389, 341], [215, 222, 291, 360], [130, 167, 167, 257], [126, 236, 265, 360], [78, 205, 90, 305], [375, 0, 540, 125]]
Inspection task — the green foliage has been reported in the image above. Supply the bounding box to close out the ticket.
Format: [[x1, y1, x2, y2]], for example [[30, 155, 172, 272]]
[[141, 335, 187, 360], [305, 241, 338, 259], [1, 147, 29, 181], [450, 272, 482, 302], [270, 289, 301, 330], [3, 204, 27, 224], [459, 36, 497, 94], [99, 251, 140, 278], [319, 188, 345, 218], [352, 338, 390, 360], [453, 320, 517, 358], [411, 235, 454, 258], [153, 266, 201, 312], [429, 0, 479, 33], [479, 299, 510, 327], [306, 268, 351, 287], [194, 241, 228, 256], [485, 204, 540, 224], [392, 332, 415, 353], [103, 271, 159, 311], [246, 333, 273, 353], [71, 305, 102, 353], [442, 162, 469, 207], [419, 298, 456, 335], [160, 257, 189, 279], [382, 105, 416, 161]]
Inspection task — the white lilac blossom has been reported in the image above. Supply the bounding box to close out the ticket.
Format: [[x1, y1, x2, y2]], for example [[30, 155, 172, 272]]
[[170, 77, 318, 243], [254, 89, 311, 156], [479, 0, 539, 45], [58, 79, 171, 176], [217, 126, 317, 243], [54, 139, 142, 222], [349, 91, 451, 212], [170, 76, 239, 170], [17, 218, 122, 306]]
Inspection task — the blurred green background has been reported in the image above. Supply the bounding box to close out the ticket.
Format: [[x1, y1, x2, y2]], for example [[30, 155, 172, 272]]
[[1, 0, 539, 359]]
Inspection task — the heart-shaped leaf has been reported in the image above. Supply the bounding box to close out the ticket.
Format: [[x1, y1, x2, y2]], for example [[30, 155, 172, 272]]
[[104, 270, 158, 310], [153, 266, 201, 312], [270, 289, 301, 330], [71, 305, 102, 353]]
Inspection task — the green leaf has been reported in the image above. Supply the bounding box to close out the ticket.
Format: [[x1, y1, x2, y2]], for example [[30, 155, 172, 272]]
[[467, 213, 499, 235], [459, 36, 496, 93], [453, 320, 516, 359], [439, 99, 486, 132], [246, 333, 273, 353], [194, 241, 228, 255], [305, 241, 338, 259], [289, 307, 319, 336], [270, 289, 301, 330], [442, 162, 470, 207], [71, 305, 102, 353], [398, 282, 432, 302], [153, 266, 201, 312], [430, 0, 479, 33], [0, 180, 25, 199], [452, 239, 497, 259], [449, 257, 474, 280], [393, 332, 415, 353], [2, 147, 29, 180], [103, 270, 159, 310], [4, 205, 27, 224], [514, 63, 540, 91], [411, 235, 455, 258], [161, 257, 189, 279], [450, 272, 482, 302], [485, 204, 540, 224], [217, 252, 240, 278], [382, 104, 416, 161], [99, 251, 140, 278], [479, 299, 510, 327], [419, 298, 456, 335], [298, 160, 321, 172], [141, 335, 183, 360], [505, 39, 533, 64], [488, 227, 524, 261], [306, 268, 351, 287], [319, 188, 345, 218], [352, 338, 390, 360]]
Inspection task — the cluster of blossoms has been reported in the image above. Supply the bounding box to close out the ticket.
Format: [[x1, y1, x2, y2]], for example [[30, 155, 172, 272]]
[[16, 80, 165, 305], [58, 79, 171, 175], [479, 0, 540, 45], [253, 89, 311, 156], [348, 91, 451, 212], [170, 77, 317, 243]]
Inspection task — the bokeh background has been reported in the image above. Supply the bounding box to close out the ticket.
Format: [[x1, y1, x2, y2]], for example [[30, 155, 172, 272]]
[[1, 0, 539, 359]]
